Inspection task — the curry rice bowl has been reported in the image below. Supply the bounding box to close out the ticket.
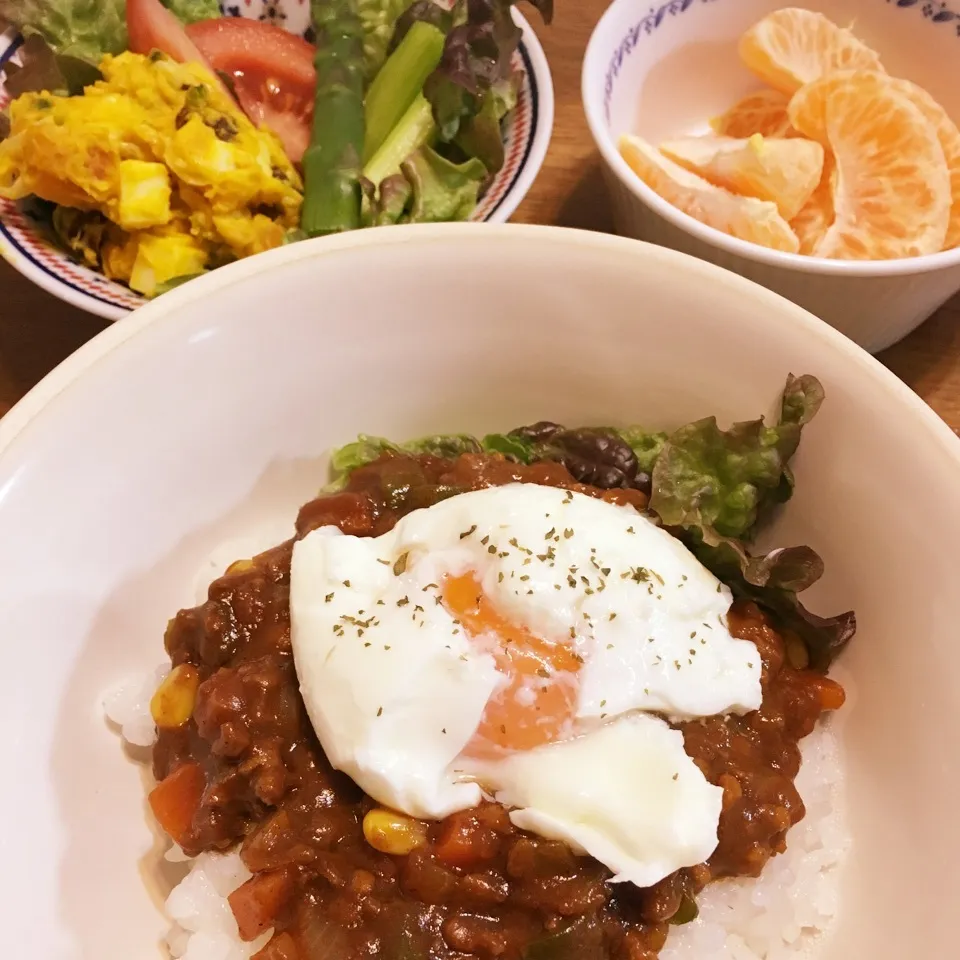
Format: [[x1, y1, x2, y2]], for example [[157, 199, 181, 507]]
[[104, 515, 850, 960], [105, 673, 848, 960]]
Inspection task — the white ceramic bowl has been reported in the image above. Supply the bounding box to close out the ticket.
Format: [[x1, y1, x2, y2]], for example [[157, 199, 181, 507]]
[[2, 223, 958, 958], [582, 0, 960, 354], [0, 4, 553, 321]]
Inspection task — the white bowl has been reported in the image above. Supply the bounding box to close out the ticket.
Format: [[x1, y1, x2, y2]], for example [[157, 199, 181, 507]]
[[582, 0, 960, 354], [1, 223, 958, 958], [0, 5, 553, 321]]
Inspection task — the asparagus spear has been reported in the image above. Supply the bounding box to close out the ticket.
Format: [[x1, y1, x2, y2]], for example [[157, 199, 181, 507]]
[[363, 19, 446, 163], [301, 0, 367, 236], [363, 92, 437, 186]]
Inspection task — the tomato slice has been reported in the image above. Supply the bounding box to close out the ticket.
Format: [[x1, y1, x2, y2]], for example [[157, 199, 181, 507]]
[[186, 18, 316, 163], [127, 0, 211, 64]]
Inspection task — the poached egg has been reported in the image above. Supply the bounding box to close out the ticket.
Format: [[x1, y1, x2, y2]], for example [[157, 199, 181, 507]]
[[290, 483, 761, 887]]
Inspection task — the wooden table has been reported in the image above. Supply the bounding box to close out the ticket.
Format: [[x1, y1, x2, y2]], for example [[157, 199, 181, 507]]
[[1, 0, 958, 425]]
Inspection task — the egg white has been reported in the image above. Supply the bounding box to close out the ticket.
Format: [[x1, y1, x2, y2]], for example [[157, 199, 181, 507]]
[[482, 713, 724, 888], [290, 483, 762, 882]]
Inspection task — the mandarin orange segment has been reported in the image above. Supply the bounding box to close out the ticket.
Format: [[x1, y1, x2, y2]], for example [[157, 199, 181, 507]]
[[881, 76, 960, 250], [789, 153, 836, 254], [739, 8, 883, 96], [443, 573, 580, 759], [712, 89, 796, 139], [788, 71, 950, 259], [660, 134, 824, 221], [619, 134, 800, 253]]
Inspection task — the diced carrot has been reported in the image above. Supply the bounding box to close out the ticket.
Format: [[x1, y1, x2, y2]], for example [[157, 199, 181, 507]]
[[252, 931, 300, 960], [433, 812, 499, 869], [787, 669, 847, 711], [229, 869, 294, 942], [148, 762, 205, 846], [815, 675, 846, 711]]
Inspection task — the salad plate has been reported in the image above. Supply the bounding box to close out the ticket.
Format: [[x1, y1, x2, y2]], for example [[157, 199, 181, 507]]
[[0, 1, 554, 320]]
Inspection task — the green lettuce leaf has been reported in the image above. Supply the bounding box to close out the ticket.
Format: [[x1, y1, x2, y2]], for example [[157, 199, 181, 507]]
[[481, 432, 535, 461], [360, 172, 413, 226], [1, 34, 103, 98], [361, 145, 487, 224], [0, 0, 224, 67], [452, 70, 520, 173], [423, 0, 552, 142], [400, 146, 486, 222], [160, 0, 221, 25], [327, 433, 482, 489], [618, 426, 667, 475], [647, 374, 852, 668], [0, 0, 127, 65], [649, 374, 824, 540], [686, 531, 856, 671], [358, 0, 416, 78]]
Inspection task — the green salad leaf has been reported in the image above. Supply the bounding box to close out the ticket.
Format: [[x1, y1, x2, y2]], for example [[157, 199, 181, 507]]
[[401, 146, 486, 221], [160, 0, 221, 25], [1, 34, 102, 98], [0, 0, 127, 65], [423, 0, 552, 142], [361, 146, 487, 224], [452, 71, 520, 174], [153, 272, 206, 296], [645, 374, 851, 668], [327, 433, 482, 489], [649, 374, 824, 540], [361, 172, 413, 226], [0, 0, 229, 68], [358, 0, 416, 79], [481, 432, 535, 461], [618, 425, 667, 475], [687, 531, 855, 671]]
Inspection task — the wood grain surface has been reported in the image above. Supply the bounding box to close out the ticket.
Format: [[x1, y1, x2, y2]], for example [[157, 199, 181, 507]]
[[1, 0, 957, 426]]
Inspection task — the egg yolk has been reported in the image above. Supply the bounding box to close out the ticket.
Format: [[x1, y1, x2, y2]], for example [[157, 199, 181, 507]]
[[443, 573, 582, 759]]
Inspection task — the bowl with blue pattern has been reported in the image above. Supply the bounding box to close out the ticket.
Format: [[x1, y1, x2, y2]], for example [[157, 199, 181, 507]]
[[583, 0, 960, 353], [0, 2, 554, 321]]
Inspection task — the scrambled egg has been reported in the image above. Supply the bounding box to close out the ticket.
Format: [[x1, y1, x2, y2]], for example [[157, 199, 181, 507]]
[[0, 52, 303, 295]]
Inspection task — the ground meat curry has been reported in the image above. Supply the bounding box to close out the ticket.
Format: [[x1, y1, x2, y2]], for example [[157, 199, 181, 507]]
[[150, 452, 845, 960]]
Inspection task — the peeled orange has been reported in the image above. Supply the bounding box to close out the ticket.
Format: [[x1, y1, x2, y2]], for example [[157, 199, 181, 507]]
[[712, 89, 795, 138], [619, 134, 800, 253], [789, 154, 836, 254], [659, 134, 824, 221], [788, 71, 950, 259], [739, 8, 884, 96]]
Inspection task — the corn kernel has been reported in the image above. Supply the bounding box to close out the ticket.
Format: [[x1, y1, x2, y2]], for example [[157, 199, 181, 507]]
[[225, 558, 255, 576], [150, 664, 200, 729], [784, 633, 810, 670], [362, 808, 428, 856]]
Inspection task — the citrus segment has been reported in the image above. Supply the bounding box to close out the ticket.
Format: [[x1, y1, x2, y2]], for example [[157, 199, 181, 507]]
[[660, 133, 824, 221], [789, 154, 835, 254], [788, 71, 950, 259], [739, 8, 884, 96], [712, 89, 795, 138], [881, 75, 960, 250], [619, 134, 800, 253]]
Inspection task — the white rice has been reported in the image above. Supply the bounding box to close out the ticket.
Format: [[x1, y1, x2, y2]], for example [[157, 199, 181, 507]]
[[103, 664, 170, 747], [163, 852, 271, 960], [106, 676, 848, 960], [662, 722, 849, 960]]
